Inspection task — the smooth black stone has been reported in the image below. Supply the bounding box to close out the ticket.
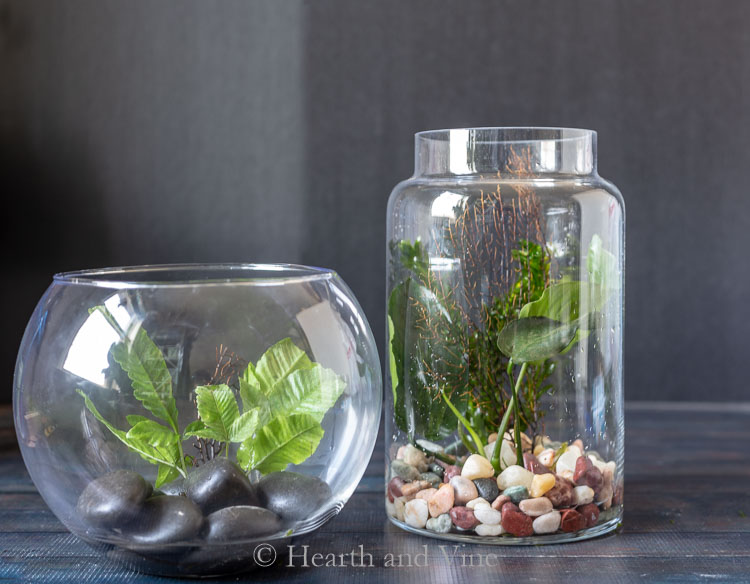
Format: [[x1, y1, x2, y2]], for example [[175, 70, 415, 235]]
[[159, 478, 186, 497], [205, 505, 282, 542], [129, 495, 204, 546], [428, 462, 445, 478], [184, 458, 258, 514], [473, 477, 500, 502], [76, 470, 153, 529], [256, 471, 332, 522], [181, 538, 291, 576]]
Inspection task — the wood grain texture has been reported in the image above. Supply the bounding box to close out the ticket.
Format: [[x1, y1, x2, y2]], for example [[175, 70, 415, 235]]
[[1, 404, 749, 583]]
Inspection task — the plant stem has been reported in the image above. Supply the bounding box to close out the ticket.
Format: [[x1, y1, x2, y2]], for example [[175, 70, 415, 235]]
[[457, 422, 476, 455], [512, 362, 528, 466], [491, 397, 514, 472], [491, 360, 528, 471], [442, 392, 484, 455]]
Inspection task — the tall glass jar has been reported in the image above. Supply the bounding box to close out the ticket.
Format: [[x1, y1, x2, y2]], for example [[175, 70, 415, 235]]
[[385, 128, 624, 544]]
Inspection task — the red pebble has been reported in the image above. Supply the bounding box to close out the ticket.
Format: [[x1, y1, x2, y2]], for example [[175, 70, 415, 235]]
[[573, 456, 593, 482], [442, 465, 461, 483], [523, 452, 550, 475], [387, 477, 405, 503], [560, 509, 587, 532], [449, 506, 479, 530], [545, 475, 575, 508], [573, 456, 604, 492], [500, 502, 534, 537], [578, 503, 600, 527]]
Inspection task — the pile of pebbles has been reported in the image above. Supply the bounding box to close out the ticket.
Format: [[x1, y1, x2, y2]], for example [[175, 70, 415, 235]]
[[386, 436, 620, 538], [75, 458, 331, 554]]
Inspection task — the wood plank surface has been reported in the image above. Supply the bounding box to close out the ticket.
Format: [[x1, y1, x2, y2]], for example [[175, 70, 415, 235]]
[[1, 403, 749, 583]]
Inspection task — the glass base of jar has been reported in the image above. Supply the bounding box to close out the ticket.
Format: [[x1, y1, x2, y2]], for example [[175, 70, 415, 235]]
[[74, 501, 345, 577], [387, 509, 621, 545]]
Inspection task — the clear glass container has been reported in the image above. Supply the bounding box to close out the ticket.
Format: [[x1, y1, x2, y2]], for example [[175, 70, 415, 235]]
[[385, 128, 624, 544], [13, 264, 382, 576]]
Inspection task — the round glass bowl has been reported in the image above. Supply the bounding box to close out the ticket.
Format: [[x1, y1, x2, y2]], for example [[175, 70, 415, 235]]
[[13, 264, 382, 576], [385, 128, 624, 544]]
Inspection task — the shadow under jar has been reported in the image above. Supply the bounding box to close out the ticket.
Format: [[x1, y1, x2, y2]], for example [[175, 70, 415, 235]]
[[385, 128, 624, 544], [14, 264, 382, 576]]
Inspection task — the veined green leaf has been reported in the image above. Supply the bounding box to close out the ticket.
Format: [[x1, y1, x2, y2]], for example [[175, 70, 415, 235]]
[[267, 364, 346, 423], [156, 464, 180, 488], [519, 281, 580, 323], [183, 419, 209, 439], [497, 317, 578, 363], [77, 389, 185, 477], [236, 414, 324, 474], [253, 338, 314, 394], [111, 326, 178, 431], [228, 408, 260, 442], [239, 373, 267, 407], [126, 420, 182, 467], [126, 414, 151, 427], [77, 389, 128, 442], [239, 378, 272, 426], [193, 385, 240, 443]]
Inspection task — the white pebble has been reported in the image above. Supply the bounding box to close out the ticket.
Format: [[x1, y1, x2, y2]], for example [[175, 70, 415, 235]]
[[473, 505, 502, 526], [555, 446, 582, 475], [497, 465, 534, 491], [467, 497, 490, 509], [461, 454, 495, 480], [394, 496, 407, 521], [537, 448, 556, 467], [475, 523, 505, 536], [518, 497, 553, 517], [484, 439, 517, 470], [573, 485, 594, 506], [404, 498, 429, 529], [532, 510, 561, 534], [450, 476, 479, 505], [401, 444, 429, 472]]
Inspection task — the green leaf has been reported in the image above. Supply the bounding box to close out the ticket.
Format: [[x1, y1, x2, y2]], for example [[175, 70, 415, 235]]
[[77, 389, 128, 442], [77, 389, 185, 477], [156, 464, 180, 488], [587, 234, 618, 287], [253, 338, 314, 394], [183, 419, 210, 439], [267, 364, 346, 423], [236, 414, 324, 474], [388, 278, 466, 441], [497, 317, 578, 363], [519, 281, 580, 323], [110, 327, 178, 432], [228, 408, 260, 442], [240, 363, 267, 407], [193, 385, 240, 443], [126, 415, 151, 427], [239, 379, 272, 426], [126, 419, 182, 468]]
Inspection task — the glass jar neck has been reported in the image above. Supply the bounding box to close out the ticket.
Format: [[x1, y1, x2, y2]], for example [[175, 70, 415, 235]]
[[414, 127, 597, 178]]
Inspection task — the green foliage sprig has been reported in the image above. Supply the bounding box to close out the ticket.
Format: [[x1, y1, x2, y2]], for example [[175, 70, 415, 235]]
[[78, 310, 346, 487]]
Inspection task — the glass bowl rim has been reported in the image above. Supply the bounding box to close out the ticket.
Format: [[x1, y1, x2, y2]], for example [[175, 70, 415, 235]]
[[415, 126, 595, 145], [53, 263, 336, 288]]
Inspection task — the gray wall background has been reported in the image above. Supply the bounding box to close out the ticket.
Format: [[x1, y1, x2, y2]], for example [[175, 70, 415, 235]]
[[2, 1, 749, 403]]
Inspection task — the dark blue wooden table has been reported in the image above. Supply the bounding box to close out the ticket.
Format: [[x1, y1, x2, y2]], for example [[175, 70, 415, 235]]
[[2, 403, 750, 583]]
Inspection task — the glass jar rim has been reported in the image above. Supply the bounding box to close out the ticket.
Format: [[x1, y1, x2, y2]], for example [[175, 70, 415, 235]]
[[53, 263, 336, 288], [416, 126, 595, 144]]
